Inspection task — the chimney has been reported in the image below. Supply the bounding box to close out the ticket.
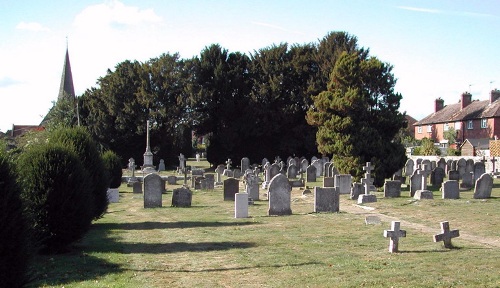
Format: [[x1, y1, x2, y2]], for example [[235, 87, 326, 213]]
[[490, 89, 500, 104], [461, 92, 472, 109], [435, 98, 444, 112]]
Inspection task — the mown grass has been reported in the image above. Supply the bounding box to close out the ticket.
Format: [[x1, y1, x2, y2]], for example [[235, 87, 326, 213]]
[[29, 162, 500, 287]]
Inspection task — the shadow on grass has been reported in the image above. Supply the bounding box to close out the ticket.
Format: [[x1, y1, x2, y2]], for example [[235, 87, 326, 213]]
[[93, 221, 258, 230], [130, 261, 322, 273], [28, 249, 123, 287], [90, 241, 257, 254]]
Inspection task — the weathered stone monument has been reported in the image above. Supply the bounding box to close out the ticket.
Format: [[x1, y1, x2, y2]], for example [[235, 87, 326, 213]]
[[314, 187, 340, 213], [350, 182, 363, 200], [268, 174, 292, 216], [223, 178, 239, 201], [171, 187, 192, 207], [473, 161, 486, 183], [441, 180, 459, 199], [358, 162, 377, 204], [473, 173, 493, 199], [127, 158, 138, 186], [431, 167, 445, 188], [245, 172, 259, 201], [335, 174, 352, 194], [433, 221, 460, 248], [142, 120, 156, 172], [384, 221, 406, 253], [404, 159, 414, 176], [413, 165, 433, 200], [384, 180, 401, 198], [306, 165, 317, 182], [241, 157, 250, 173], [158, 159, 165, 172], [107, 188, 119, 203], [144, 173, 162, 208]]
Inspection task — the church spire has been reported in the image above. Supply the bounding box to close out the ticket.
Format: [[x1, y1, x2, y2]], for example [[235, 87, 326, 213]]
[[58, 44, 75, 101]]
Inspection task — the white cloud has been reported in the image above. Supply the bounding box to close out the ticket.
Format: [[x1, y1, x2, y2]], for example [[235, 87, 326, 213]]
[[397, 6, 494, 18], [16, 21, 51, 32], [74, 0, 162, 31]]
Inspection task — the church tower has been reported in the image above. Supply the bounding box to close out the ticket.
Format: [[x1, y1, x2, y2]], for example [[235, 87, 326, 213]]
[[58, 46, 75, 101]]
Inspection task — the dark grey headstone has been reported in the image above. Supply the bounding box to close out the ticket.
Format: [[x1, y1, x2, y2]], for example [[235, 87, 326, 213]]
[[306, 165, 317, 182], [384, 180, 401, 198], [223, 178, 239, 201], [144, 173, 162, 208], [166, 175, 177, 185], [431, 167, 445, 188], [448, 170, 459, 181], [335, 174, 352, 194], [323, 177, 335, 187], [171, 187, 192, 207], [314, 187, 340, 213], [350, 183, 363, 200], [473, 162, 486, 183], [460, 172, 473, 189], [442, 180, 459, 199], [410, 169, 422, 197]]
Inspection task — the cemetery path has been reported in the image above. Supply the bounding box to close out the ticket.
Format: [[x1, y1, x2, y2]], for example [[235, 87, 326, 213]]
[[341, 204, 500, 248]]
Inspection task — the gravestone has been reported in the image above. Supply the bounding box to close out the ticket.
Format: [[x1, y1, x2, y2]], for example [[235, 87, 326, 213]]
[[414, 165, 433, 200], [446, 159, 453, 174], [416, 158, 423, 166], [323, 177, 335, 187], [223, 178, 239, 201], [166, 175, 177, 185], [144, 173, 163, 208], [465, 159, 474, 175], [460, 172, 473, 189], [431, 160, 437, 170], [431, 167, 445, 188], [473, 173, 493, 199], [438, 158, 447, 170], [350, 183, 363, 200], [192, 169, 204, 177], [473, 162, 486, 183], [410, 169, 422, 197], [457, 158, 466, 179], [235, 193, 249, 218], [245, 172, 260, 201], [107, 188, 119, 203], [300, 159, 309, 173], [358, 162, 377, 204], [433, 221, 460, 248], [448, 170, 459, 181], [404, 159, 414, 176], [133, 181, 142, 194], [287, 164, 298, 179], [330, 166, 339, 177], [312, 159, 323, 177], [314, 187, 340, 213], [204, 174, 215, 190], [441, 180, 459, 199], [384, 221, 406, 253], [158, 159, 166, 172], [451, 160, 457, 171], [384, 181, 401, 198], [241, 157, 250, 173], [335, 174, 352, 194], [306, 165, 317, 182], [178, 153, 185, 171], [323, 162, 332, 177], [215, 164, 225, 185], [421, 160, 431, 172], [262, 158, 269, 168], [268, 174, 292, 216], [127, 158, 138, 186], [171, 187, 192, 207]]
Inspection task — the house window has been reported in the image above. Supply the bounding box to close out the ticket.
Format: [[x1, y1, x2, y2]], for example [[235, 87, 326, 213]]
[[444, 123, 449, 131], [427, 125, 432, 132], [417, 126, 422, 134], [455, 122, 461, 130], [467, 120, 473, 130], [481, 118, 487, 129]]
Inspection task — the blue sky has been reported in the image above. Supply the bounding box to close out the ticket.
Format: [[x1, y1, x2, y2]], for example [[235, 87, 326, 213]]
[[1, 0, 499, 132]]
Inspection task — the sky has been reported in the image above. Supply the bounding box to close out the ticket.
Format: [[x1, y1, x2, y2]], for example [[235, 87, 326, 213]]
[[1, 0, 500, 132]]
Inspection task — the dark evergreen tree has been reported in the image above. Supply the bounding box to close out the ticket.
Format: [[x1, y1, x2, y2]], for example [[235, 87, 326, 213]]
[[306, 51, 407, 186]]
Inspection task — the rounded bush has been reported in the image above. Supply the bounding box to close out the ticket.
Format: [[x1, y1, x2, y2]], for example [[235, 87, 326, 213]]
[[17, 143, 93, 253], [50, 127, 109, 220], [0, 150, 31, 287], [102, 150, 123, 189]]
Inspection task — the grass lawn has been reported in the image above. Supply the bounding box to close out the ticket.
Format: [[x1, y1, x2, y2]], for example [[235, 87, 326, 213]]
[[29, 163, 500, 287]]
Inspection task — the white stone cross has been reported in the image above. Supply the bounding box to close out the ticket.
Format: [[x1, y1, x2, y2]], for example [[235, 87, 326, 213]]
[[384, 221, 406, 253], [433, 221, 460, 248], [362, 162, 374, 195], [226, 158, 232, 170], [417, 164, 432, 190], [363, 162, 374, 174]]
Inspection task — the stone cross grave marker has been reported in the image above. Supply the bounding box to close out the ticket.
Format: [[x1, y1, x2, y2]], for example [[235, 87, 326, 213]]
[[358, 162, 377, 204], [414, 164, 433, 199], [491, 157, 497, 173], [433, 221, 460, 248], [384, 221, 406, 253], [178, 153, 185, 170]]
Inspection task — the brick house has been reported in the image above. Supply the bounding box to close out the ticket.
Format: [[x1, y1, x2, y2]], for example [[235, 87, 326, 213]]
[[414, 90, 500, 148]]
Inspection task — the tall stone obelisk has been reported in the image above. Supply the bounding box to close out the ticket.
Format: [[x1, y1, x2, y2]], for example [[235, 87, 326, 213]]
[[142, 120, 156, 172]]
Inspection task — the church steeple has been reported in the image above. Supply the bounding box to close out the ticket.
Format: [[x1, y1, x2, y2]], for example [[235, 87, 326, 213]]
[[58, 45, 75, 101]]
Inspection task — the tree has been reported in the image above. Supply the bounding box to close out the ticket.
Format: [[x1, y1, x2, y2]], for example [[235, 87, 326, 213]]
[[306, 51, 407, 186]]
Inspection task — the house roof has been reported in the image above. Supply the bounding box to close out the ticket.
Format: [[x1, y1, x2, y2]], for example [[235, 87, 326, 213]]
[[459, 138, 491, 150], [414, 98, 500, 126]]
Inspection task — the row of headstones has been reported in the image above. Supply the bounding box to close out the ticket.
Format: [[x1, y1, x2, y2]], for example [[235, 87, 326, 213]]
[[141, 173, 193, 208], [404, 158, 487, 181]]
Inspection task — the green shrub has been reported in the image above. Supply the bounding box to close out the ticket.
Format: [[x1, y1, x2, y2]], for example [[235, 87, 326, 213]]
[[50, 127, 109, 220], [102, 150, 123, 189], [17, 143, 93, 253], [0, 149, 31, 287]]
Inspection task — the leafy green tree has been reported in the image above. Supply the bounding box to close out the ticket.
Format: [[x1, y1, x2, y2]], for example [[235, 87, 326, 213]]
[[414, 138, 441, 156], [306, 51, 406, 186]]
